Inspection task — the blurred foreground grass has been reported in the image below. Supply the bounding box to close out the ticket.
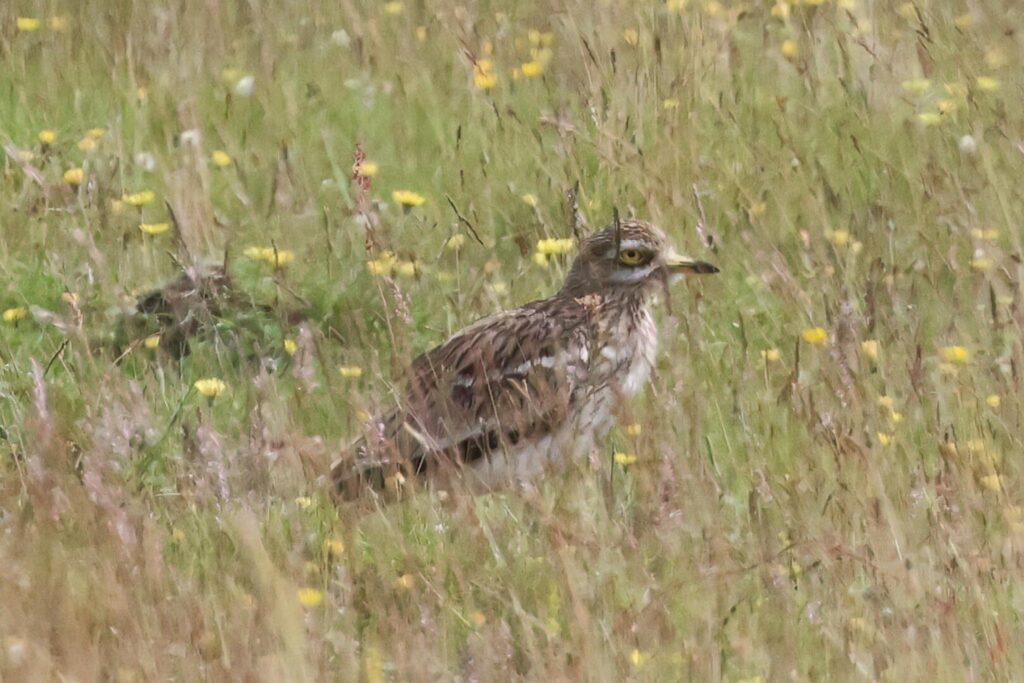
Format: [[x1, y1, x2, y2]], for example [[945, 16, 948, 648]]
[[1, 0, 1023, 679]]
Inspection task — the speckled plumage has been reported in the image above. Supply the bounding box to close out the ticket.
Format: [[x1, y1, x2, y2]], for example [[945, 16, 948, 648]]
[[331, 219, 717, 500]]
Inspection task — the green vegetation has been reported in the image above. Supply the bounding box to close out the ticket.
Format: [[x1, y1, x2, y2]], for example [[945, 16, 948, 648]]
[[1, 1, 1022, 679]]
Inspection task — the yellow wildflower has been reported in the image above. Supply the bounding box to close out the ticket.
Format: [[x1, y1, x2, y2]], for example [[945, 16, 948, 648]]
[[383, 1, 404, 15], [446, 234, 467, 251], [521, 193, 538, 208], [123, 190, 156, 206], [139, 222, 170, 235], [367, 259, 391, 275], [623, 28, 640, 46], [77, 137, 97, 152], [801, 327, 827, 346], [916, 112, 942, 126], [469, 611, 487, 627], [394, 260, 417, 278], [986, 395, 1001, 408], [900, 79, 931, 95], [614, 452, 638, 466], [211, 150, 232, 168], [781, 40, 799, 59], [473, 59, 498, 90], [761, 348, 781, 363], [3, 307, 28, 324], [624, 423, 642, 437], [827, 229, 850, 247], [663, 98, 680, 110], [877, 432, 892, 446], [325, 537, 345, 556], [392, 190, 426, 207], [61, 292, 79, 305], [937, 99, 958, 115], [38, 129, 57, 144], [295, 496, 314, 509], [144, 334, 161, 349], [415, 26, 427, 41], [338, 366, 363, 378], [394, 574, 415, 590], [770, 3, 790, 19], [86, 128, 106, 140], [284, 338, 298, 355], [193, 378, 227, 397], [976, 76, 1000, 92], [358, 161, 379, 177], [890, 411, 904, 424], [860, 339, 879, 361], [297, 588, 323, 607], [940, 346, 969, 364], [877, 395, 894, 409], [629, 649, 648, 668], [16, 17, 41, 32], [63, 168, 85, 185], [532, 252, 549, 268], [535, 238, 574, 255], [521, 61, 544, 77]]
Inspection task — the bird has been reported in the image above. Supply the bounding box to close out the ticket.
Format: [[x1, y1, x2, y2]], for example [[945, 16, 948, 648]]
[[331, 218, 718, 501]]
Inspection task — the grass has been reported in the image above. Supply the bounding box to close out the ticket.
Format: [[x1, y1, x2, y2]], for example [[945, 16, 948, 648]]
[[1, 0, 1022, 679]]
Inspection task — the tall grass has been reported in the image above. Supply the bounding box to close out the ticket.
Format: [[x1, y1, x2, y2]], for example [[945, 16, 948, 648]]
[[1, 0, 1022, 679]]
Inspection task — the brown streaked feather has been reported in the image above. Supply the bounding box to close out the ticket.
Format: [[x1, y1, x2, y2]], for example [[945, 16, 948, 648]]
[[331, 295, 597, 499]]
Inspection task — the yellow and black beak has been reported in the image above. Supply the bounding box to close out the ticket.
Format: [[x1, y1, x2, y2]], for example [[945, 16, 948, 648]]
[[664, 255, 719, 275]]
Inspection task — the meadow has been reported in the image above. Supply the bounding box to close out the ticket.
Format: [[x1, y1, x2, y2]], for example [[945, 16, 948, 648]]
[[1, 0, 1023, 679]]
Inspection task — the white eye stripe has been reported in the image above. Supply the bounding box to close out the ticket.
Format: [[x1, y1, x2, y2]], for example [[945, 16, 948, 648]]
[[610, 264, 656, 282]]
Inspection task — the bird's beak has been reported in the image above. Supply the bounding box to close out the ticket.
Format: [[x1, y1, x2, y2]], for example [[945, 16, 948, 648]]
[[663, 254, 719, 275]]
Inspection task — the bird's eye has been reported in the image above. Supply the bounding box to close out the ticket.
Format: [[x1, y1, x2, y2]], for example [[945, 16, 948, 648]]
[[618, 248, 646, 266]]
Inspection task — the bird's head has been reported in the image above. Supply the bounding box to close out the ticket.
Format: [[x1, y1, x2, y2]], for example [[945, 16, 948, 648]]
[[560, 218, 718, 298]]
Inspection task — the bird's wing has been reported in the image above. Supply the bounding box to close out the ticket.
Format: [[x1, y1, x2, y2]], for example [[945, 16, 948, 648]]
[[332, 296, 598, 498]]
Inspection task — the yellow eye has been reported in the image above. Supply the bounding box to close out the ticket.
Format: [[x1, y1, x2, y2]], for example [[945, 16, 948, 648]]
[[618, 248, 646, 266]]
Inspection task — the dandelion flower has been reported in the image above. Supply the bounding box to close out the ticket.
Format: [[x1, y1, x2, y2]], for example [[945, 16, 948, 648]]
[[357, 161, 379, 177], [801, 327, 827, 346], [61, 292, 79, 305], [535, 238, 574, 255], [629, 649, 648, 668], [139, 222, 170, 235], [338, 366, 363, 378], [916, 112, 942, 126], [64, 168, 85, 185], [284, 338, 298, 355], [623, 28, 640, 46], [900, 79, 931, 94], [383, 1, 404, 15], [624, 423, 642, 437], [144, 334, 161, 349], [860, 339, 879, 360], [940, 346, 969, 364], [532, 252, 549, 268], [975, 76, 1000, 92], [780, 40, 799, 59], [392, 190, 426, 208], [86, 128, 106, 140], [663, 98, 680, 110], [123, 190, 156, 206], [297, 588, 323, 608], [877, 432, 892, 446], [446, 234, 467, 251], [394, 261, 417, 278], [3, 307, 28, 324], [38, 129, 57, 144], [211, 150, 232, 168], [770, 3, 790, 19], [761, 348, 781, 363], [614, 452, 638, 466], [367, 259, 391, 275], [473, 59, 498, 90], [986, 394, 1001, 408], [827, 229, 850, 247], [77, 137, 97, 152], [521, 61, 544, 77], [194, 378, 227, 397], [16, 17, 41, 32], [521, 193, 538, 208], [324, 538, 345, 556], [295, 496, 314, 509]]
